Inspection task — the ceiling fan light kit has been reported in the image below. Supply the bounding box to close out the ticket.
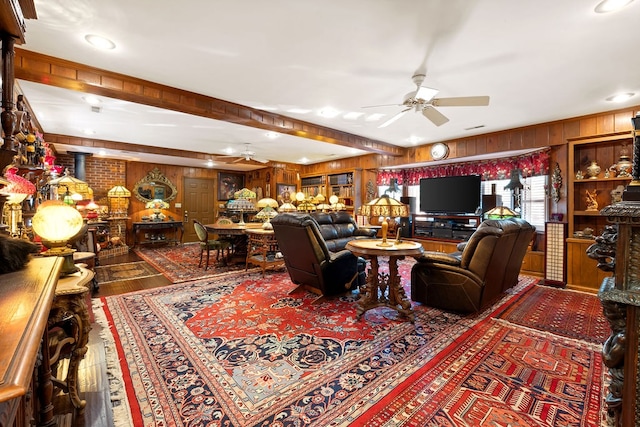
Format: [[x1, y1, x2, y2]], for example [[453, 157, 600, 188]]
[[212, 143, 269, 164], [375, 73, 490, 128]]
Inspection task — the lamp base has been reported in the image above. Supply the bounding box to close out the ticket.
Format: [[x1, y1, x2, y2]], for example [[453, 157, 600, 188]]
[[376, 241, 393, 247], [43, 247, 78, 276]]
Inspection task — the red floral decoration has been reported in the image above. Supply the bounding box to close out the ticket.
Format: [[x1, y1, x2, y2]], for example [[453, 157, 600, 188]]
[[377, 149, 550, 186]]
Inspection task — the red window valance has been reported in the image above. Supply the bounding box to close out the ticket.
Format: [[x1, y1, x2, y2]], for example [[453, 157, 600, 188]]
[[377, 149, 550, 186]]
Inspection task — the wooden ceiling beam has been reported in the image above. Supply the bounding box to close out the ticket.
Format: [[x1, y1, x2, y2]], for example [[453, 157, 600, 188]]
[[14, 48, 404, 157], [44, 133, 209, 161]]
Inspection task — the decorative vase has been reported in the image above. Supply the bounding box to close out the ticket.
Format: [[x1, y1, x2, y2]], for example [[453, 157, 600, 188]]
[[615, 149, 632, 177], [586, 161, 601, 179]]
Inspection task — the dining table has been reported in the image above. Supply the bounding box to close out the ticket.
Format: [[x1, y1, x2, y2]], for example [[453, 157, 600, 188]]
[[204, 222, 264, 264]]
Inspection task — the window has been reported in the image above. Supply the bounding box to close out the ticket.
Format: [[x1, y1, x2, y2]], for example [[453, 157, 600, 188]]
[[481, 175, 547, 230], [389, 175, 547, 231]]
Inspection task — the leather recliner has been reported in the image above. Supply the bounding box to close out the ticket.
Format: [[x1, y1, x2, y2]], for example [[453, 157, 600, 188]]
[[411, 218, 536, 313], [271, 212, 367, 301]]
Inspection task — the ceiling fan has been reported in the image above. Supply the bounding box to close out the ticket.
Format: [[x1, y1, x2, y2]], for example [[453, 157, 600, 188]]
[[369, 73, 490, 128], [212, 143, 269, 164]]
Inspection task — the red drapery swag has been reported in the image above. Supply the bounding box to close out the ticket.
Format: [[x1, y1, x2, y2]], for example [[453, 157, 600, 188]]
[[376, 149, 550, 186]]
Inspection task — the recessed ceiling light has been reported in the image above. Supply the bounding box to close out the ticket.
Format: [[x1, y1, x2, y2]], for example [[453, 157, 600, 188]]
[[365, 113, 385, 122], [407, 136, 422, 144], [207, 159, 214, 167], [606, 92, 635, 102], [98, 149, 107, 156], [82, 95, 101, 105], [343, 112, 365, 120], [84, 34, 116, 50], [286, 108, 312, 114], [82, 128, 96, 135], [299, 157, 310, 164], [265, 131, 280, 139], [594, 0, 634, 13], [318, 107, 340, 118], [224, 147, 234, 154]]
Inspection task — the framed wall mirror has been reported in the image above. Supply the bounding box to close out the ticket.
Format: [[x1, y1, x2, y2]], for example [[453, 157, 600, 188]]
[[133, 167, 178, 203]]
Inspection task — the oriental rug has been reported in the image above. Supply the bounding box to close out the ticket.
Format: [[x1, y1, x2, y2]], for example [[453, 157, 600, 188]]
[[97, 270, 606, 426], [495, 284, 610, 344], [95, 261, 162, 284], [133, 243, 245, 283]]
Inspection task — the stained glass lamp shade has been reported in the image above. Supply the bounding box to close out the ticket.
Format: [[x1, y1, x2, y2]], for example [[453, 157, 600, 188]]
[[278, 202, 297, 212], [145, 199, 169, 221], [107, 185, 131, 216], [359, 194, 408, 247], [485, 206, 518, 219], [256, 198, 279, 229]]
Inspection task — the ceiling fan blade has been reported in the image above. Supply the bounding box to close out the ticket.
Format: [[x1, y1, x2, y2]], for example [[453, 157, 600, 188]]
[[422, 106, 450, 126], [378, 108, 411, 128], [431, 96, 490, 107]]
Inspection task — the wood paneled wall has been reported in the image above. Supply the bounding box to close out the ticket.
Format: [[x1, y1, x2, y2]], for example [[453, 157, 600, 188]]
[[301, 104, 640, 218]]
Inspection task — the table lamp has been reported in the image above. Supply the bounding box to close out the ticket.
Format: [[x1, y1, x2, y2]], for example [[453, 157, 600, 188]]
[[256, 197, 279, 229], [146, 198, 169, 221], [49, 169, 93, 201], [107, 184, 131, 216], [0, 169, 36, 237], [32, 200, 84, 275], [360, 194, 408, 247], [232, 188, 257, 225]]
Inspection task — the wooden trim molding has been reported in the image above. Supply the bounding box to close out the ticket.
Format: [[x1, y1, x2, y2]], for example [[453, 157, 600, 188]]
[[14, 48, 404, 157]]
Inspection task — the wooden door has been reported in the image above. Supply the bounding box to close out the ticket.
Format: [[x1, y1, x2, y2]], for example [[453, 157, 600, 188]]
[[183, 177, 216, 243]]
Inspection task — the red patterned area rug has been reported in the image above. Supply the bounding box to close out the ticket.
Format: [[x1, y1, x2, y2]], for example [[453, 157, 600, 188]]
[[495, 285, 610, 344], [97, 268, 606, 426], [133, 243, 247, 283]]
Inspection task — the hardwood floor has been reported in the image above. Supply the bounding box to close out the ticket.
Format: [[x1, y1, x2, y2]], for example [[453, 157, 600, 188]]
[[58, 250, 170, 426]]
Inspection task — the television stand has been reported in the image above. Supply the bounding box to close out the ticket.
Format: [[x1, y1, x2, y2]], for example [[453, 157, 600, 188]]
[[412, 214, 481, 242]]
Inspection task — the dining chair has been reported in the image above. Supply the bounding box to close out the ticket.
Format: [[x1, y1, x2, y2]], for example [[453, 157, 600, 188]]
[[193, 219, 231, 270]]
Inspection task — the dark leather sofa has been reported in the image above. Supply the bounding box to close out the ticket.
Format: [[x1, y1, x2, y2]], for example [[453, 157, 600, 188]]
[[271, 212, 373, 301], [411, 218, 535, 313], [310, 211, 377, 251]]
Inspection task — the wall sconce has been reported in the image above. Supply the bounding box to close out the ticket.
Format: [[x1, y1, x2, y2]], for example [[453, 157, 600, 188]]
[[32, 200, 84, 275]]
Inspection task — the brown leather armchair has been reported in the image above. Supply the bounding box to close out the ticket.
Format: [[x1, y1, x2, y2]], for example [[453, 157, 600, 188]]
[[411, 218, 535, 313], [271, 212, 366, 301]]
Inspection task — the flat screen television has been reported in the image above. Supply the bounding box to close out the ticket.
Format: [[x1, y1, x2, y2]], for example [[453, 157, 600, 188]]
[[419, 175, 481, 214]]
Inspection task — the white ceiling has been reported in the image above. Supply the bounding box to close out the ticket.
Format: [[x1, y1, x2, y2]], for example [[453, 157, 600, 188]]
[[15, 0, 640, 171]]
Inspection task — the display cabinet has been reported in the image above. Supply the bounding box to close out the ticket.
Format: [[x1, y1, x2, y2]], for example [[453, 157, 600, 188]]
[[300, 175, 326, 198], [567, 131, 633, 291], [300, 170, 362, 210], [328, 172, 355, 207]]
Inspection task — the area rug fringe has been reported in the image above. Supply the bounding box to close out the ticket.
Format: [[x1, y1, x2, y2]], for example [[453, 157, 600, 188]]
[[91, 299, 134, 427]]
